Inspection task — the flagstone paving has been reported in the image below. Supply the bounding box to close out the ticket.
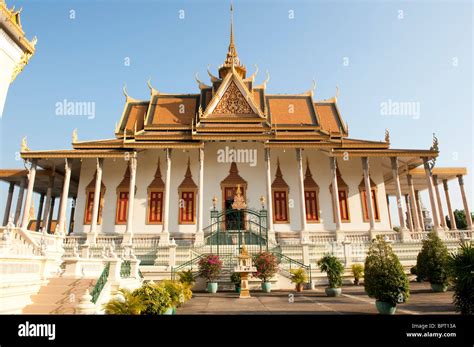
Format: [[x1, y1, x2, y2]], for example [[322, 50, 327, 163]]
[[177, 282, 456, 315]]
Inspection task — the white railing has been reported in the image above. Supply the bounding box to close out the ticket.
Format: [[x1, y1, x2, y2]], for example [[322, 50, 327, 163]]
[[445, 230, 472, 241], [309, 233, 336, 244]]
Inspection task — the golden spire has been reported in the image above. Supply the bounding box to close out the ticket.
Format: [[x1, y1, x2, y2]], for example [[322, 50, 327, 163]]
[[219, 3, 246, 79]]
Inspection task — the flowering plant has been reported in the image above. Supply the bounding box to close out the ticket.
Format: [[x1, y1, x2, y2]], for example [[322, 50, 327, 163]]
[[198, 254, 222, 282], [253, 252, 278, 282]]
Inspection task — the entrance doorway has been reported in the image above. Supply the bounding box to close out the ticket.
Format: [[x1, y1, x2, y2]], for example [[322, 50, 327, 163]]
[[220, 162, 248, 231]]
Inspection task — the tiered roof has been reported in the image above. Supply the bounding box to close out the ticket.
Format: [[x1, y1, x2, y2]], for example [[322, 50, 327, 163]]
[[19, 5, 439, 163]]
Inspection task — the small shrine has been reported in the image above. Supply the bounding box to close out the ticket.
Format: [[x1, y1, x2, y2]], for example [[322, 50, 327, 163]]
[[234, 241, 256, 298]]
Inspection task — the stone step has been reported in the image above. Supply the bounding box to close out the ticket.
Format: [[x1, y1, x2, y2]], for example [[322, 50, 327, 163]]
[[23, 305, 76, 314]]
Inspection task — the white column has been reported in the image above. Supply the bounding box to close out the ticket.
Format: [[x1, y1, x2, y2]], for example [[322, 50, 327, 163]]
[[442, 179, 457, 230], [57, 159, 72, 235], [21, 159, 37, 229], [407, 174, 421, 231], [14, 177, 26, 226], [47, 197, 56, 233], [42, 174, 54, 232], [386, 195, 393, 230], [390, 157, 409, 241], [195, 147, 205, 246], [415, 190, 424, 231], [87, 158, 103, 244], [35, 193, 45, 231], [457, 175, 473, 230], [433, 175, 447, 230], [123, 155, 137, 245], [422, 158, 440, 232], [361, 157, 376, 232], [405, 194, 414, 232], [264, 148, 275, 240], [68, 197, 77, 235], [330, 157, 342, 236], [160, 148, 171, 245], [2, 182, 14, 226], [296, 149, 308, 241]]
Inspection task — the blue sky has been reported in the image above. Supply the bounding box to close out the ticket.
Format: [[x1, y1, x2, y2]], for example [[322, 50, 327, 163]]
[[0, 0, 472, 221]]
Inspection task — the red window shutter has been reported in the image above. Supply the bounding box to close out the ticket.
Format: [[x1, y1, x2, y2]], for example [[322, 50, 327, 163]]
[[338, 190, 349, 221], [371, 190, 379, 220], [149, 191, 163, 222], [117, 192, 129, 223], [305, 190, 319, 221], [85, 191, 94, 224]]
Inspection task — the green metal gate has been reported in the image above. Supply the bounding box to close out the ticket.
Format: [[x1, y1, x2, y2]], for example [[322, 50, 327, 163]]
[[205, 207, 268, 255]]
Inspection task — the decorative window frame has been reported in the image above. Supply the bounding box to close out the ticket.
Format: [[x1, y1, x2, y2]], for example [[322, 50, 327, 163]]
[[178, 188, 197, 225], [272, 188, 290, 224], [83, 183, 106, 225], [358, 178, 380, 222], [304, 188, 320, 223], [146, 188, 164, 225], [115, 188, 129, 225]]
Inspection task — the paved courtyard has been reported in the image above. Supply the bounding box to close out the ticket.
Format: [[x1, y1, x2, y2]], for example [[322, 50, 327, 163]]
[[177, 282, 456, 315]]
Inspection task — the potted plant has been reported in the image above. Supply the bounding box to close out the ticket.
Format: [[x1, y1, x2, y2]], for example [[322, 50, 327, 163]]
[[230, 272, 241, 293], [198, 254, 222, 293], [290, 268, 308, 292], [351, 264, 364, 285], [254, 252, 278, 292], [448, 242, 474, 315], [416, 232, 450, 292], [364, 236, 410, 315], [317, 255, 344, 296]]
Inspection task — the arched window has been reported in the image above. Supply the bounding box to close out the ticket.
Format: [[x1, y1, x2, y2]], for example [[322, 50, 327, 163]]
[[272, 158, 290, 223], [330, 168, 350, 222], [304, 159, 320, 222], [178, 159, 197, 224], [115, 165, 133, 225], [359, 176, 380, 222], [84, 172, 106, 225], [147, 158, 165, 224]]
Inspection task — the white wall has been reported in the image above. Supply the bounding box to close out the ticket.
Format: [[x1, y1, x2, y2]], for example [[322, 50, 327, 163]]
[[0, 29, 23, 118], [72, 145, 392, 235]]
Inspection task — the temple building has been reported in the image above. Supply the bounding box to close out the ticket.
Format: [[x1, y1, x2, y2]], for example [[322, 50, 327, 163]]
[[0, 0, 36, 118], [0, 6, 472, 261]]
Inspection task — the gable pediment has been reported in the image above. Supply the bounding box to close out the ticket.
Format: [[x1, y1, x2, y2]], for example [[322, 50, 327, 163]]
[[213, 80, 253, 115], [201, 70, 266, 120]]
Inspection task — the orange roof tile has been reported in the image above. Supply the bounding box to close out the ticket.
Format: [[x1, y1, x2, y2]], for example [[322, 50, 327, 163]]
[[314, 102, 343, 134], [266, 96, 318, 126], [147, 95, 198, 127]]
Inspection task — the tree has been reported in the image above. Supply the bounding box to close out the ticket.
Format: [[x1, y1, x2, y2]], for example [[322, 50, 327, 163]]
[[364, 236, 410, 306], [448, 243, 474, 315], [416, 232, 449, 286]]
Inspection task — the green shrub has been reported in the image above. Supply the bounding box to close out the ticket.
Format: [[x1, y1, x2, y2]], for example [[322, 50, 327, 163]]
[[178, 269, 195, 286], [230, 272, 241, 286], [254, 252, 278, 282], [448, 242, 474, 315], [416, 232, 449, 286], [317, 254, 344, 288], [103, 288, 145, 315], [162, 280, 191, 308], [290, 268, 308, 285], [132, 281, 172, 315], [351, 264, 364, 284], [364, 236, 409, 306]]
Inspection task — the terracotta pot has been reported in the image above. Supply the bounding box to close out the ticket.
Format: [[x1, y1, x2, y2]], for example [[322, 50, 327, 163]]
[[296, 283, 304, 292]]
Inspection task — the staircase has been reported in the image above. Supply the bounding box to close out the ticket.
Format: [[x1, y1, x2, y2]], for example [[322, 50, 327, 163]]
[[22, 278, 96, 314]]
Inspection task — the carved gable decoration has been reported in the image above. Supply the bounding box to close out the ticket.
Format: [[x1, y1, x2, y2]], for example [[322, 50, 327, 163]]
[[212, 81, 253, 115]]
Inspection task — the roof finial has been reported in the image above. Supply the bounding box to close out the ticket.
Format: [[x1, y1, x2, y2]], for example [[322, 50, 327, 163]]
[[72, 128, 78, 143], [230, 2, 234, 48]]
